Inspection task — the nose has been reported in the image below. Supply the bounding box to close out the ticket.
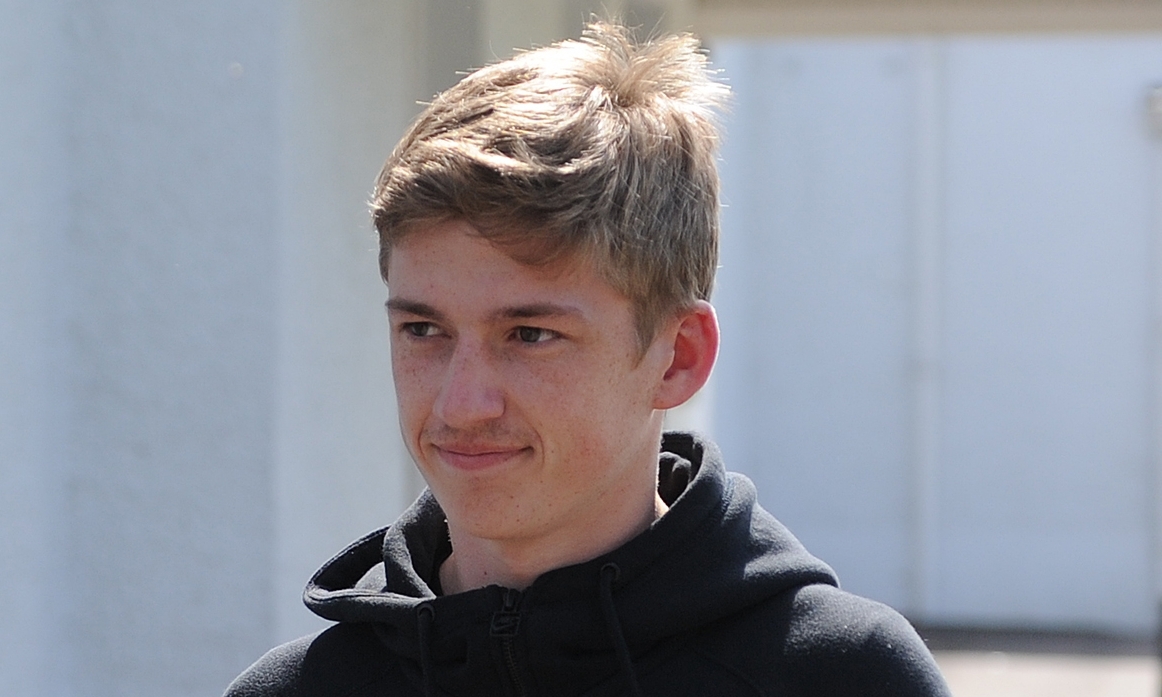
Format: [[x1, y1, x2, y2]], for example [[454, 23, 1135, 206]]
[[432, 339, 505, 428]]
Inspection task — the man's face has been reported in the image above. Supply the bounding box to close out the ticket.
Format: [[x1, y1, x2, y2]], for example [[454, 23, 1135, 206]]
[[386, 219, 671, 548]]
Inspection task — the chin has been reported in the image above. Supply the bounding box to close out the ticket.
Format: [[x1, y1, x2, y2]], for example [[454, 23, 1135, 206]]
[[438, 484, 545, 540]]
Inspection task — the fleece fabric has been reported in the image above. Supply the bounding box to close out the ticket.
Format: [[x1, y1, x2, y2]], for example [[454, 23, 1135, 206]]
[[225, 432, 951, 697]]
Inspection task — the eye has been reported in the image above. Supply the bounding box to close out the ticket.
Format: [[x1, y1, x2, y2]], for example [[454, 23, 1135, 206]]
[[515, 326, 557, 343], [402, 322, 441, 338]]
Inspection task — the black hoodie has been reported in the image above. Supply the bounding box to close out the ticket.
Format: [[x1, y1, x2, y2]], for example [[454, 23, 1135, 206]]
[[225, 432, 951, 697]]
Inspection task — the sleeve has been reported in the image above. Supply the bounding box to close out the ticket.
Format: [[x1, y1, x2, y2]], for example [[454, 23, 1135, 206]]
[[222, 634, 315, 697], [782, 585, 953, 697]]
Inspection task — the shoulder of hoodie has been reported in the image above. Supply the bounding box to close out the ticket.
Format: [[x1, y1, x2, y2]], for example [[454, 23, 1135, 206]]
[[690, 582, 952, 697], [222, 623, 405, 697]]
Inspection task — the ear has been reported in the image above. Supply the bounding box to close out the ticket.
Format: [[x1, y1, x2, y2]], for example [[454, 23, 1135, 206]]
[[652, 300, 720, 410]]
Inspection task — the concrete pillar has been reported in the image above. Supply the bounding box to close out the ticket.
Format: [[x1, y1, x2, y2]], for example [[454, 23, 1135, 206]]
[[272, 0, 425, 645], [0, 2, 70, 694], [63, 2, 284, 693]]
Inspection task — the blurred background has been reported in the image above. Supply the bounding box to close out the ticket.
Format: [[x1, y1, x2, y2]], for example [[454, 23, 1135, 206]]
[[5, 0, 1162, 694]]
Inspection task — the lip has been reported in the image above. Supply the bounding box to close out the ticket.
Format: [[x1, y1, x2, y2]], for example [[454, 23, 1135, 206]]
[[433, 445, 530, 472]]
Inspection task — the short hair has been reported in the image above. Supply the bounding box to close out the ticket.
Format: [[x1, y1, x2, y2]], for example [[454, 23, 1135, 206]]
[[371, 20, 729, 353]]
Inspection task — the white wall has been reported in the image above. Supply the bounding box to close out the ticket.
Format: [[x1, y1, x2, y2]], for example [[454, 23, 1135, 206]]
[[1, 2, 71, 694], [712, 35, 1162, 635], [0, 1, 420, 693], [935, 37, 1160, 633], [272, 0, 421, 647], [714, 37, 918, 614], [63, 2, 284, 693]]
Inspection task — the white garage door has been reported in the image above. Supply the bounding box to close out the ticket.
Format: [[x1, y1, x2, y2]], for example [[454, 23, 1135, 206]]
[[711, 35, 1162, 634]]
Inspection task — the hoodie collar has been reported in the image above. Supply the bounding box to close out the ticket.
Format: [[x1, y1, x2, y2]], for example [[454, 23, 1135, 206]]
[[303, 432, 838, 695]]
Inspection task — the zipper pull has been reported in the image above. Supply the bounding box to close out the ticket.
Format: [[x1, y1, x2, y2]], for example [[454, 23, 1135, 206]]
[[491, 587, 522, 636]]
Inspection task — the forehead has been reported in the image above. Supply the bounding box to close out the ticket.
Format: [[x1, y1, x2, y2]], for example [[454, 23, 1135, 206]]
[[386, 219, 626, 313]]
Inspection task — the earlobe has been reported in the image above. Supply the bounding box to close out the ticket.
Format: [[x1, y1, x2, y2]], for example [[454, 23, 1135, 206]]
[[654, 301, 720, 410]]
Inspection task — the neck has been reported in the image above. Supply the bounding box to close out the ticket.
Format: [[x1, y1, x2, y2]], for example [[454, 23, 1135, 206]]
[[439, 491, 669, 595]]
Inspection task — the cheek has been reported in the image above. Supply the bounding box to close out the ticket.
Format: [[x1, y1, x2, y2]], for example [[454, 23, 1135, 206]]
[[518, 356, 653, 440], [391, 349, 439, 432]]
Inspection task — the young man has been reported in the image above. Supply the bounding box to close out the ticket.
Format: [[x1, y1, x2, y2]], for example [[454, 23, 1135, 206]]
[[226, 21, 951, 697]]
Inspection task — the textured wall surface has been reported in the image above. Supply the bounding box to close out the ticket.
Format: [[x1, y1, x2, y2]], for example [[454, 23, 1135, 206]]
[[1, 1, 71, 694], [64, 2, 283, 694], [713, 35, 1162, 635], [0, 1, 415, 694], [272, 0, 421, 646]]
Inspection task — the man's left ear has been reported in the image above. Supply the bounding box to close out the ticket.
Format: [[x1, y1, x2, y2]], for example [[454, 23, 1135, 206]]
[[653, 300, 720, 410]]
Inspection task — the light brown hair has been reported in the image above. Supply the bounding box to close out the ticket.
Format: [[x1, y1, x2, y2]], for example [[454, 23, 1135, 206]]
[[371, 20, 729, 353]]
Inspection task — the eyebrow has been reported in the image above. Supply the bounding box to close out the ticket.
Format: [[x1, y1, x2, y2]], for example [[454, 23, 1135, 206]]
[[494, 303, 584, 322], [385, 298, 446, 322], [385, 298, 583, 323]]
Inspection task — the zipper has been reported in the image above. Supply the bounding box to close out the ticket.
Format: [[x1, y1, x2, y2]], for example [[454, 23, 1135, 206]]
[[491, 587, 527, 697]]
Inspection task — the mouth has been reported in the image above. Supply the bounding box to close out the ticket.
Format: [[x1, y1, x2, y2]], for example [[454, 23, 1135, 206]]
[[432, 444, 531, 472]]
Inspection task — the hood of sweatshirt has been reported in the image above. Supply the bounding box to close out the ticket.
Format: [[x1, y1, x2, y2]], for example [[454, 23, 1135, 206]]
[[303, 432, 838, 697]]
